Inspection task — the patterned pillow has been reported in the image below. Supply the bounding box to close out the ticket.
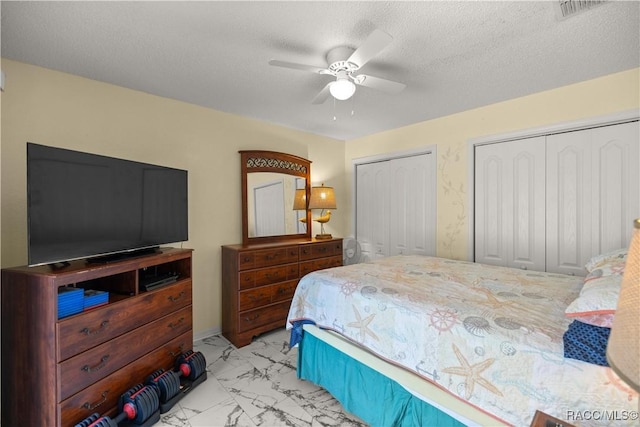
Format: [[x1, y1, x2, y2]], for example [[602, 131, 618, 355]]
[[565, 274, 622, 318], [585, 248, 627, 274], [563, 320, 611, 366]]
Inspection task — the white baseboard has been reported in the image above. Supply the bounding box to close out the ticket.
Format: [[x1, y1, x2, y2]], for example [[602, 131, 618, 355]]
[[193, 327, 221, 342]]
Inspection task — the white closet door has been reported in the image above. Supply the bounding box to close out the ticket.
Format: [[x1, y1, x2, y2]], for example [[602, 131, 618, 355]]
[[546, 121, 639, 275], [254, 181, 286, 237], [475, 137, 546, 270], [590, 121, 640, 253], [388, 154, 436, 256], [546, 130, 593, 275], [356, 161, 389, 260]]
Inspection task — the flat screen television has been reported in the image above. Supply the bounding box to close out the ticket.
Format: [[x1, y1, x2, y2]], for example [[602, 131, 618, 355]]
[[27, 143, 188, 266]]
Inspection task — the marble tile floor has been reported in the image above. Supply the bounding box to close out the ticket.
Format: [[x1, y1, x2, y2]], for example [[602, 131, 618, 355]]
[[153, 328, 367, 427]]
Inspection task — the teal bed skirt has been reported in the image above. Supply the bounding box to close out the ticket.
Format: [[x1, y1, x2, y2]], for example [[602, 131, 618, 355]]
[[297, 330, 465, 427]]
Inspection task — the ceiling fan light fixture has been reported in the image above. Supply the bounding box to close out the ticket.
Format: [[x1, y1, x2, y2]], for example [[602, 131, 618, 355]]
[[329, 76, 356, 100]]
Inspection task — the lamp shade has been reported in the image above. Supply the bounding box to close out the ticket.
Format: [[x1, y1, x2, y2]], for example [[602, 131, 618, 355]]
[[293, 188, 307, 210], [308, 184, 336, 210], [606, 218, 640, 393]]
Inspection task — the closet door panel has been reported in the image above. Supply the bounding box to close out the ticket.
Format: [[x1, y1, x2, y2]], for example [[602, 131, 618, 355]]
[[475, 138, 544, 270], [591, 121, 640, 253], [511, 148, 546, 270], [389, 164, 410, 255], [546, 131, 593, 275], [475, 147, 508, 265], [389, 154, 436, 256], [356, 161, 389, 259]]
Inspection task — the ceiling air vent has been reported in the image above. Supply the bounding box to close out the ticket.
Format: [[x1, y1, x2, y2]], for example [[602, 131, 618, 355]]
[[555, 0, 607, 19]]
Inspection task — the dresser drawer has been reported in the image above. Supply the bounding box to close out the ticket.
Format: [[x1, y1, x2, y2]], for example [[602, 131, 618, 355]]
[[237, 246, 298, 270], [299, 240, 343, 260], [237, 301, 291, 333], [238, 264, 298, 290], [59, 306, 192, 400], [239, 279, 298, 311], [239, 286, 271, 311], [58, 280, 192, 361], [271, 280, 298, 304], [300, 255, 343, 277], [60, 331, 192, 427]]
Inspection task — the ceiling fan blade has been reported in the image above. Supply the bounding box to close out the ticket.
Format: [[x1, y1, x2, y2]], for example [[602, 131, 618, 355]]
[[268, 59, 327, 74], [311, 83, 332, 104], [354, 74, 406, 94], [347, 29, 393, 68]]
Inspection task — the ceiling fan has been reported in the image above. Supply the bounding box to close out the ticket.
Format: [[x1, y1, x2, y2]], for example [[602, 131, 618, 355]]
[[268, 29, 406, 104]]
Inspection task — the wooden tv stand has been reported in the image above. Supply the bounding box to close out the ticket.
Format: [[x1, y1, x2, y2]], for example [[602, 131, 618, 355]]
[[1, 248, 194, 427]]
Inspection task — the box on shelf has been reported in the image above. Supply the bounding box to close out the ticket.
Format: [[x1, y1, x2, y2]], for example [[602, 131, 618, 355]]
[[83, 289, 109, 310], [57, 286, 84, 319]]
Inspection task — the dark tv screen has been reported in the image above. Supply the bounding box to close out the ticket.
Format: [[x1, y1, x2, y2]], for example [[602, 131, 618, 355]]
[[27, 143, 188, 266]]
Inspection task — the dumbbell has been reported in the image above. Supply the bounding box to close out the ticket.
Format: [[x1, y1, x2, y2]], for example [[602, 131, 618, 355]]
[[74, 383, 160, 427], [175, 349, 207, 386], [145, 368, 182, 413]]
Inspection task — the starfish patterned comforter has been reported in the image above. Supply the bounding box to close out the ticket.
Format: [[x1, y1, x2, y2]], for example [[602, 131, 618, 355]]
[[286, 255, 639, 426]]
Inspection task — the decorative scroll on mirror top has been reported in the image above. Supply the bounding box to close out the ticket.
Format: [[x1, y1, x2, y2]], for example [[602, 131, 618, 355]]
[[246, 157, 308, 174], [240, 150, 312, 246]]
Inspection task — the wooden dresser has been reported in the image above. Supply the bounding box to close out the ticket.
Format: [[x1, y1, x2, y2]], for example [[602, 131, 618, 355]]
[[1, 248, 193, 427], [222, 238, 342, 347]]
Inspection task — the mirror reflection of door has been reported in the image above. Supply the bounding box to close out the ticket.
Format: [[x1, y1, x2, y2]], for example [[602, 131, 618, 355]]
[[254, 181, 286, 237], [295, 177, 306, 234]]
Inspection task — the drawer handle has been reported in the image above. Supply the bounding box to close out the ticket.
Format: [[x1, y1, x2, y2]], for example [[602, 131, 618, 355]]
[[168, 291, 186, 303], [319, 247, 328, 252], [266, 253, 279, 260], [243, 256, 251, 262], [82, 390, 109, 410], [244, 314, 260, 322], [265, 272, 279, 279], [169, 344, 185, 357], [277, 287, 285, 294], [81, 320, 109, 336], [82, 355, 109, 373], [168, 317, 185, 329]]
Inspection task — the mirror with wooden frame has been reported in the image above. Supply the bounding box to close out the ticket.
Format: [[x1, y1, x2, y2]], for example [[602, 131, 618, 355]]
[[240, 150, 312, 246]]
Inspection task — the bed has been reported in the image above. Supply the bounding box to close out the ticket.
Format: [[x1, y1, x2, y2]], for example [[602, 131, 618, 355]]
[[286, 254, 639, 426]]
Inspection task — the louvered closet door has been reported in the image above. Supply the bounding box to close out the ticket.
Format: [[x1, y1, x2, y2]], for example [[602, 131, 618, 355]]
[[356, 161, 389, 260], [546, 121, 640, 275], [474, 137, 546, 270], [388, 154, 436, 256], [356, 153, 436, 260], [254, 181, 286, 236]]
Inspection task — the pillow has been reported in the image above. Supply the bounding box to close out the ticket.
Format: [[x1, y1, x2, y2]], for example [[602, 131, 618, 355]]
[[585, 248, 627, 274], [565, 274, 622, 317], [568, 313, 614, 328], [563, 320, 611, 366]]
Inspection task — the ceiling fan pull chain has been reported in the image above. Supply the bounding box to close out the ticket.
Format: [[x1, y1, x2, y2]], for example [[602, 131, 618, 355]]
[[333, 97, 337, 121]]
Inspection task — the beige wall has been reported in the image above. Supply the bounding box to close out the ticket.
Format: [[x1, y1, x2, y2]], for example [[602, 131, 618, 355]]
[[344, 68, 640, 260], [0, 59, 345, 337]]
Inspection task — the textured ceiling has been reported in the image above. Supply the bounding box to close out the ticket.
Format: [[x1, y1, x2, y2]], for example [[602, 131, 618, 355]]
[[1, 1, 639, 141]]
